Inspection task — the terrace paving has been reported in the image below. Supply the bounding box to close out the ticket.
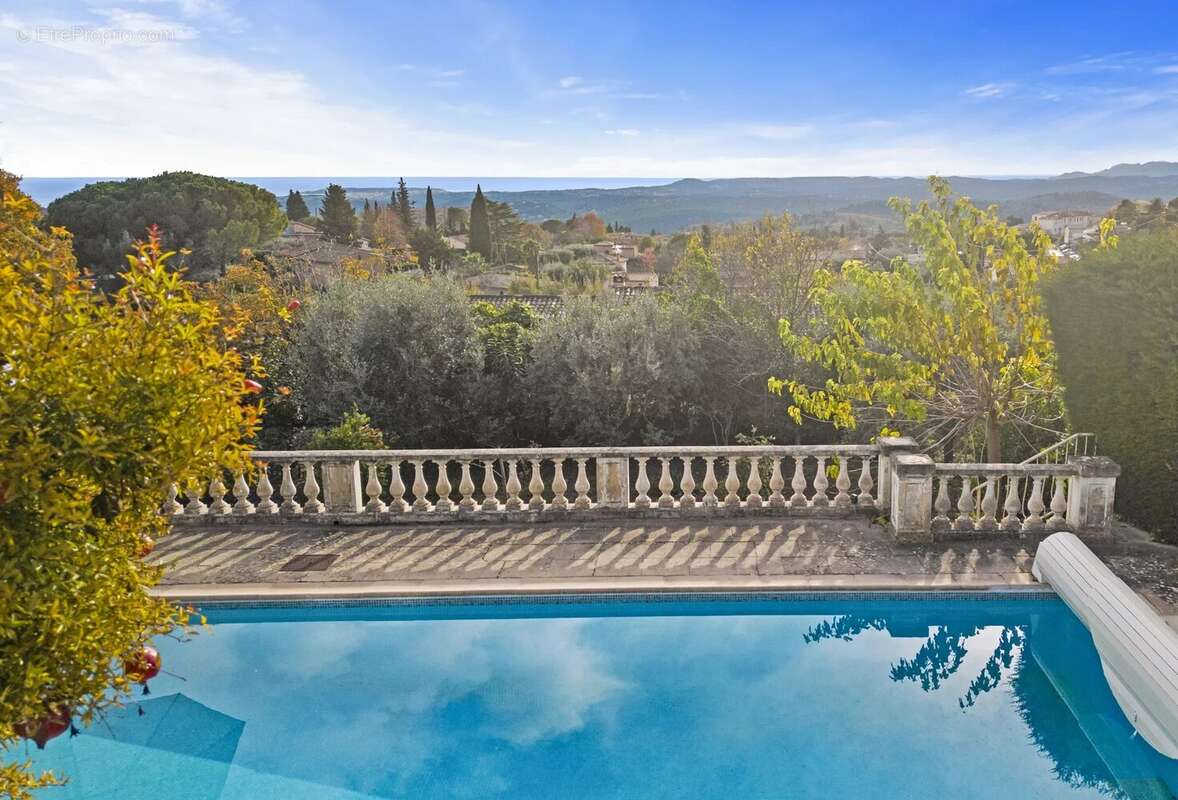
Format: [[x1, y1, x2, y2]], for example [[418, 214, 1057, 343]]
[[151, 516, 1178, 626]]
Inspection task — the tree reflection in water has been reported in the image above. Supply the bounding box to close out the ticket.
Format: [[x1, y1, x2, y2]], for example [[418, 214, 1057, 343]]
[[803, 615, 1123, 794], [803, 617, 1021, 703]]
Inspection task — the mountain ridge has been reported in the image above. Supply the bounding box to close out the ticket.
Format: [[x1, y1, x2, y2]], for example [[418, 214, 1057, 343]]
[[300, 168, 1178, 232]]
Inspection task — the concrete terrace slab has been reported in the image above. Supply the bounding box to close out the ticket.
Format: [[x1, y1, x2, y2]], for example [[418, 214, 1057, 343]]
[[149, 516, 1178, 624], [152, 517, 1053, 599]]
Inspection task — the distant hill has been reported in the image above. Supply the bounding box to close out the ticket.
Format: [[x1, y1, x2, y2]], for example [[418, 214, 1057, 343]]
[[1059, 161, 1178, 179], [296, 167, 1178, 233]]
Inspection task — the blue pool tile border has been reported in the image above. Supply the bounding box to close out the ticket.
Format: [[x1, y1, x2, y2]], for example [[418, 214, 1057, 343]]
[[181, 587, 1057, 611]]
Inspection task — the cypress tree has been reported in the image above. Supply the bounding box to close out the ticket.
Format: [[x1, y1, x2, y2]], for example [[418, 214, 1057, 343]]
[[469, 184, 491, 259], [318, 183, 356, 242], [425, 186, 437, 232], [396, 177, 414, 230], [285, 190, 310, 220]]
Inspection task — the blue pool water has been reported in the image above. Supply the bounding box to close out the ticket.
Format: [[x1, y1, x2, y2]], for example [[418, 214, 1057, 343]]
[[16, 593, 1178, 799]]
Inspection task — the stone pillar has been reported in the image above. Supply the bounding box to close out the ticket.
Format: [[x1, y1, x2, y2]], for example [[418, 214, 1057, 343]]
[[890, 453, 935, 542], [1065, 455, 1120, 536], [321, 459, 363, 514], [595, 457, 630, 508], [877, 437, 919, 512]]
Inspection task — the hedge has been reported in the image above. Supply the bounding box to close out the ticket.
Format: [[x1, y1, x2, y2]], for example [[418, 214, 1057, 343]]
[[1043, 230, 1178, 541]]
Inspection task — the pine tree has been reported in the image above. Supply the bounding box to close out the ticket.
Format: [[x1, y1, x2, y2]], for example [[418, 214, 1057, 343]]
[[360, 199, 376, 241], [425, 186, 437, 232], [319, 183, 356, 242], [396, 177, 414, 231], [285, 190, 310, 220], [469, 184, 492, 259]]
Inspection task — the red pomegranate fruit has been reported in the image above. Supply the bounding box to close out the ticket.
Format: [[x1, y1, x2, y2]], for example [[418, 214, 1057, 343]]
[[124, 645, 162, 692], [15, 706, 71, 750]]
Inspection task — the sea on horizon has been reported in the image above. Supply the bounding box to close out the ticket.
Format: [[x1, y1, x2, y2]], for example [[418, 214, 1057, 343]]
[[19, 176, 680, 207]]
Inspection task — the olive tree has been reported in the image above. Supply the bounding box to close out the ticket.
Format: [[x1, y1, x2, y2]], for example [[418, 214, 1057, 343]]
[[526, 296, 700, 444], [289, 275, 484, 447]]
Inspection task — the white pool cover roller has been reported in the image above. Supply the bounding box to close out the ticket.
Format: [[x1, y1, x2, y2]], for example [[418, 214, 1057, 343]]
[[1033, 532, 1178, 759]]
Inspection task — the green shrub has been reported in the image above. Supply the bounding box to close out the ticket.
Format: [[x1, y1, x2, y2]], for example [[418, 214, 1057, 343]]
[[297, 408, 387, 449]]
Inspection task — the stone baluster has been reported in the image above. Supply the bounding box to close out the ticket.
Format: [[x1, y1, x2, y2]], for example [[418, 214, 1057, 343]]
[[723, 457, 741, 509], [551, 459, 568, 510], [232, 472, 255, 515], [790, 457, 808, 506], [702, 457, 719, 508], [953, 475, 975, 531], [977, 477, 998, 530], [434, 461, 454, 512], [302, 462, 324, 513], [209, 474, 231, 515], [162, 483, 183, 515], [811, 457, 829, 507], [458, 462, 477, 512], [634, 457, 652, 509], [184, 479, 208, 516], [768, 458, 786, 508], [1001, 476, 1022, 530], [505, 460, 523, 511], [1047, 476, 1067, 529], [256, 468, 278, 514], [411, 461, 431, 512], [481, 460, 500, 511], [363, 463, 386, 512], [857, 457, 875, 507], [834, 456, 852, 507], [528, 459, 546, 511], [932, 475, 951, 530], [657, 458, 675, 509], [574, 459, 591, 509], [278, 464, 300, 514], [746, 457, 764, 509], [1023, 475, 1046, 530], [678, 457, 696, 508], [388, 460, 409, 512]]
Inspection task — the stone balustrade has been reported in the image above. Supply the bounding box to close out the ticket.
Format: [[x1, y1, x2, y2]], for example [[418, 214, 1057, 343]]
[[888, 444, 1120, 541], [162, 439, 1120, 540], [165, 445, 880, 524]]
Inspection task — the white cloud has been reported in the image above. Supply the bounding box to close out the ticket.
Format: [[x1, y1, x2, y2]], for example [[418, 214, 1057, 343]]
[[554, 75, 613, 95], [963, 82, 1013, 99], [736, 123, 814, 140], [1045, 53, 1132, 75], [604, 128, 640, 136], [1155, 65, 1178, 74], [0, 10, 526, 175], [117, 0, 247, 33]]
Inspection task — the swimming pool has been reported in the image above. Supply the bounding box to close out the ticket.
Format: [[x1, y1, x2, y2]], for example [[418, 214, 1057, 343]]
[[18, 592, 1178, 799]]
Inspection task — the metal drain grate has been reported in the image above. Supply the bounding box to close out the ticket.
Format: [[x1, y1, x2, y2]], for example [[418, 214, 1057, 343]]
[[279, 554, 338, 572]]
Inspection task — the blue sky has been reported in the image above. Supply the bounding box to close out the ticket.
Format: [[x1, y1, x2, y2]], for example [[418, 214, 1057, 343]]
[[3, 0, 1178, 177]]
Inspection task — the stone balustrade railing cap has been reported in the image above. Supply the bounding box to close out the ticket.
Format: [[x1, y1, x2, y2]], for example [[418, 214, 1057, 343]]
[[877, 437, 920, 453], [893, 453, 935, 473], [1067, 455, 1122, 477]]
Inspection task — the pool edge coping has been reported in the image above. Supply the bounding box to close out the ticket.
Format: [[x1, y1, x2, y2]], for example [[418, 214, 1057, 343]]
[[153, 574, 1045, 602]]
